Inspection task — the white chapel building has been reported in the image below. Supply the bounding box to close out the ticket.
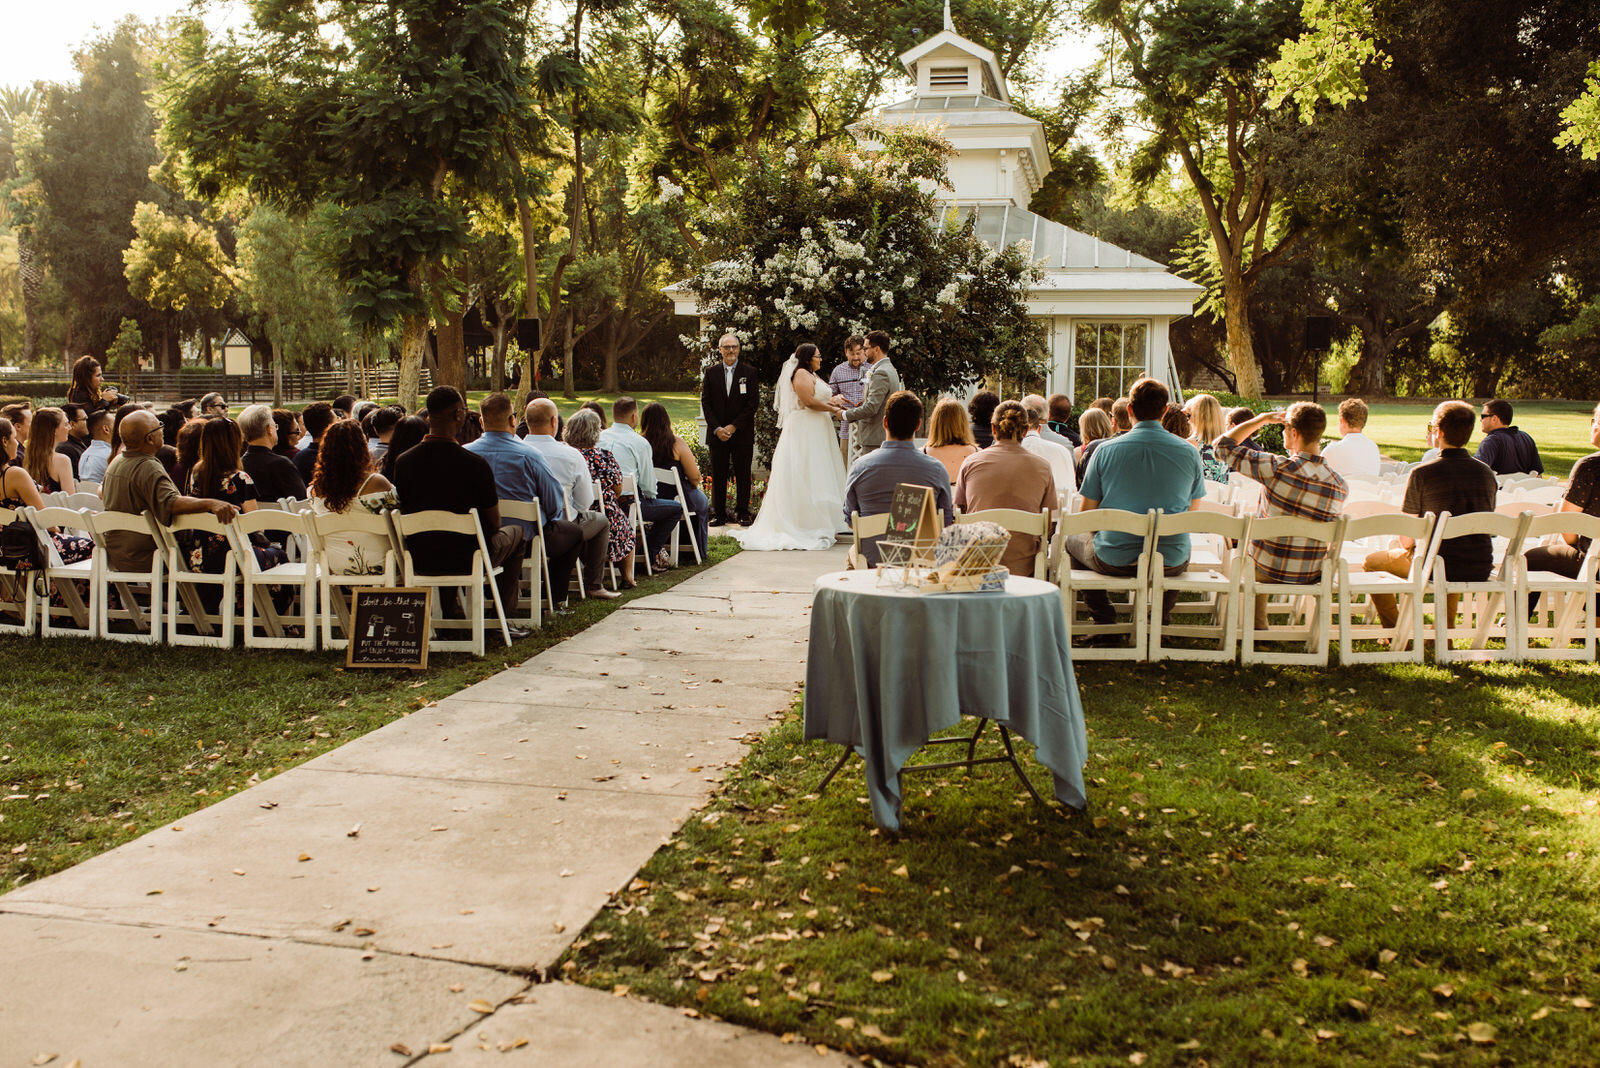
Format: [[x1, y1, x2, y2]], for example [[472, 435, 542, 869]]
[[670, 8, 1201, 401]]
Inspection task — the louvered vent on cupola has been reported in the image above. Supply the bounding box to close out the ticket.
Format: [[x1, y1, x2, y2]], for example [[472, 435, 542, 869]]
[[929, 65, 970, 89]]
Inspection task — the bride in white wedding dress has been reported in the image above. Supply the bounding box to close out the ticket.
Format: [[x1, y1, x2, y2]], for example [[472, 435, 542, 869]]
[[732, 344, 853, 551]]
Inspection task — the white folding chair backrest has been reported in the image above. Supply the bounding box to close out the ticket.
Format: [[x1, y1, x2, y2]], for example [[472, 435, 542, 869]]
[[1054, 508, 1156, 660], [0, 505, 38, 634], [1148, 509, 1252, 662], [76, 480, 101, 496], [57, 492, 101, 512], [1241, 514, 1346, 667], [955, 507, 1050, 579], [27, 506, 96, 636], [1430, 510, 1531, 662], [848, 511, 890, 570], [85, 509, 164, 643], [395, 507, 509, 655], [1342, 499, 1403, 519], [1515, 512, 1600, 661], [497, 497, 545, 627], [655, 465, 703, 563]]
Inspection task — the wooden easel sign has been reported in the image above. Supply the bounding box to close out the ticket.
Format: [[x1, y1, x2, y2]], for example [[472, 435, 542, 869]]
[[346, 587, 432, 669], [888, 483, 942, 550]]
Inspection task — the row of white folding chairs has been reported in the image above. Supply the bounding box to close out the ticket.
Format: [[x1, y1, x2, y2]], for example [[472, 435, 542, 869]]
[[0, 503, 522, 657], [1052, 507, 1600, 666]]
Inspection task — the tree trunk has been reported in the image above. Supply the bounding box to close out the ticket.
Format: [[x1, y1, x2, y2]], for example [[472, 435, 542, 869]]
[[271, 339, 284, 408], [601, 312, 621, 393], [1222, 272, 1265, 399], [436, 302, 467, 393], [561, 308, 576, 399], [18, 237, 41, 364], [1345, 329, 1389, 397], [398, 314, 428, 412]]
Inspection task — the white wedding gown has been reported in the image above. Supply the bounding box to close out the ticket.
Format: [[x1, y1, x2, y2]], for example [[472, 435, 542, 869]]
[[733, 374, 850, 552]]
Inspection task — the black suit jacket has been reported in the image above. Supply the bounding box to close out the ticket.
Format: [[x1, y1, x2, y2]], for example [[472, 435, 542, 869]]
[[701, 360, 759, 439]]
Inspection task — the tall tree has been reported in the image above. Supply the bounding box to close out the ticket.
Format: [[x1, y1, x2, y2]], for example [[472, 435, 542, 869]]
[[0, 88, 44, 363], [1086, 0, 1305, 399], [161, 0, 537, 410], [122, 201, 234, 370]]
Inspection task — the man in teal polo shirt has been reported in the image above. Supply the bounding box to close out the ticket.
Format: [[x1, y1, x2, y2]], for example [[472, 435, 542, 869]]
[[1068, 376, 1206, 636]]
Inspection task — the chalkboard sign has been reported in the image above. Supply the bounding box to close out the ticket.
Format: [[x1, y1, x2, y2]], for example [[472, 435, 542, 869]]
[[887, 483, 941, 547], [346, 588, 432, 669]]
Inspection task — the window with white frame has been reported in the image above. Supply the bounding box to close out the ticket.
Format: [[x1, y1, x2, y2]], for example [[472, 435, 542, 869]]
[[1072, 321, 1149, 403]]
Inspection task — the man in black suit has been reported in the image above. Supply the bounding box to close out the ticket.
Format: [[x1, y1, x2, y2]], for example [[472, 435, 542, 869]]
[[700, 332, 759, 525]]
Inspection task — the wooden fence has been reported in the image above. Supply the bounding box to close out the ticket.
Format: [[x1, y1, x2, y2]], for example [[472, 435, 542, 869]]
[[2, 368, 435, 405]]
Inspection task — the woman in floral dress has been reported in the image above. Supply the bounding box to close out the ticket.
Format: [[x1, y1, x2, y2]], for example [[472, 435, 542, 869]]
[[565, 409, 637, 589], [185, 418, 287, 585]]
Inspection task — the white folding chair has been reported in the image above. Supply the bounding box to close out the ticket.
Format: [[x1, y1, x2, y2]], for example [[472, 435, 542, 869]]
[[313, 510, 401, 649], [1496, 498, 1557, 518], [1335, 512, 1442, 665], [1148, 510, 1251, 662], [230, 509, 317, 650], [955, 507, 1050, 580], [654, 465, 704, 564], [56, 492, 102, 512], [76, 480, 101, 496], [27, 506, 96, 638], [619, 475, 652, 578], [1240, 516, 1346, 667], [1054, 508, 1155, 660], [1431, 511, 1531, 663], [0, 506, 39, 635], [1515, 511, 1600, 661], [395, 507, 511, 657], [86, 509, 163, 644], [162, 513, 240, 648], [497, 498, 545, 629], [847, 511, 890, 570]]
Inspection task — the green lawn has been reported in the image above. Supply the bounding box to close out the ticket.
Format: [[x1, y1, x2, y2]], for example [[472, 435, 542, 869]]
[[564, 658, 1600, 1066], [462, 390, 704, 427], [1354, 400, 1594, 477], [0, 537, 740, 893]]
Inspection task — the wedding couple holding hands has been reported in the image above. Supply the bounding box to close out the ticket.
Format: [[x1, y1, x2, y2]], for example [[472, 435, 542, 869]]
[[703, 330, 900, 552]]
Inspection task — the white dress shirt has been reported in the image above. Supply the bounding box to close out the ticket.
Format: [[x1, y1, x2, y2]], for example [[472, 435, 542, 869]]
[[526, 433, 595, 518], [1321, 431, 1381, 480], [1021, 430, 1076, 508], [598, 422, 658, 499]]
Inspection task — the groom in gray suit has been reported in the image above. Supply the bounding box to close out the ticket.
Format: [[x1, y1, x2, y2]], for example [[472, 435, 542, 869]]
[[841, 329, 902, 465]]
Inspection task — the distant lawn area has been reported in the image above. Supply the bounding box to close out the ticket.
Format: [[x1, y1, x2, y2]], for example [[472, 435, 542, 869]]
[[1356, 400, 1594, 477], [463, 389, 703, 427]]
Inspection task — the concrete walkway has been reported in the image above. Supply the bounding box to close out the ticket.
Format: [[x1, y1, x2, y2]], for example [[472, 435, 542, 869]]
[[1, 547, 860, 1067]]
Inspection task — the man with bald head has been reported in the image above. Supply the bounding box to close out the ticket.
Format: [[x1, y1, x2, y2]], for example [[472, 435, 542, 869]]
[[101, 409, 240, 573], [524, 398, 614, 602], [700, 332, 759, 525]]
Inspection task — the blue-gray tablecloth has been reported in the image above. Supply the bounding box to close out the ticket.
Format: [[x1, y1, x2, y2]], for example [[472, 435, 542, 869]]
[[803, 570, 1088, 831]]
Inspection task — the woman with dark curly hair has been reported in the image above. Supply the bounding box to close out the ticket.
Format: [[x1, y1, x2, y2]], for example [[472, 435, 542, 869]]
[[954, 399, 1056, 577], [312, 420, 397, 575]]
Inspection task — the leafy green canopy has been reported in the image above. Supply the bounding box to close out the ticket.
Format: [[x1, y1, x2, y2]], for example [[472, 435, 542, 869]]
[[681, 123, 1046, 433], [160, 0, 536, 330]]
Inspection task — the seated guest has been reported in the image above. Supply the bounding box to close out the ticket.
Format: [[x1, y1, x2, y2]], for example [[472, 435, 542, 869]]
[[369, 405, 402, 462], [1021, 395, 1076, 506], [955, 399, 1056, 577], [640, 401, 710, 561], [598, 396, 682, 568], [1183, 393, 1231, 483], [1217, 402, 1348, 629], [2, 404, 30, 467], [239, 404, 308, 504], [1161, 404, 1192, 441], [1363, 400, 1496, 628], [464, 393, 586, 611], [394, 387, 531, 639], [312, 419, 397, 575], [1524, 399, 1600, 601], [1069, 378, 1205, 634], [197, 392, 229, 418], [456, 408, 484, 445], [523, 397, 613, 598], [843, 390, 953, 566], [967, 390, 1000, 450], [100, 410, 238, 575], [580, 400, 608, 427], [184, 417, 287, 583], [0, 417, 91, 567], [1111, 397, 1132, 434], [566, 408, 639, 588], [1091, 396, 1114, 415], [58, 403, 90, 479], [380, 415, 428, 483], [1075, 407, 1114, 487], [25, 408, 77, 494], [172, 419, 204, 490], [293, 401, 336, 484], [1226, 406, 1261, 452], [1046, 393, 1082, 448], [922, 397, 979, 484], [271, 408, 301, 459], [332, 394, 357, 420], [1320, 397, 1381, 479], [78, 410, 114, 484], [1475, 399, 1543, 476]]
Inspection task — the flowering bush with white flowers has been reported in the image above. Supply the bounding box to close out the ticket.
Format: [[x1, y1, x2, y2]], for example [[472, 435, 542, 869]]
[[675, 123, 1046, 455]]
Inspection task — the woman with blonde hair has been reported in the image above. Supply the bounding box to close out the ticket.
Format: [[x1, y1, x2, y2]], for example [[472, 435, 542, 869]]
[[24, 407, 76, 494], [954, 400, 1056, 577], [1075, 407, 1114, 487], [922, 397, 979, 482], [1184, 392, 1230, 482]]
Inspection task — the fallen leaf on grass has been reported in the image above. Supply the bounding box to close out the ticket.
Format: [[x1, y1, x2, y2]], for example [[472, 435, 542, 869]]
[[834, 1017, 855, 1030], [1465, 1022, 1497, 1044], [871, 970, 894, 983], [1572, 997, 1594, 1010], [1531, 1007, 1551, 1020], [891, 864, 909, 878], [1433, 983, 1456, 999]]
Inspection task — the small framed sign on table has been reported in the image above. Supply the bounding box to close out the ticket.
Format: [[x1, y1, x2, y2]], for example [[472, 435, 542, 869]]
[[346, 588, 432, 670]]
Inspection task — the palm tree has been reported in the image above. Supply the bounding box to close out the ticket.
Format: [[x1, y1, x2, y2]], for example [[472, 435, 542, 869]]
[[1, 86, 44, 364]]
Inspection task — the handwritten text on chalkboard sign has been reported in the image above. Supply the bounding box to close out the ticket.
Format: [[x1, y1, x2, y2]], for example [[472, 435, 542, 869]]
[[346, 588, 432, 669], [888, 483, 940, 545]]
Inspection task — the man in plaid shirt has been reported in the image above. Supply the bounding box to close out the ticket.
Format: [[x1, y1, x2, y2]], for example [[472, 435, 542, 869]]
[[828, 336, 867, 468], [1215, 403, 1348, 628]]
